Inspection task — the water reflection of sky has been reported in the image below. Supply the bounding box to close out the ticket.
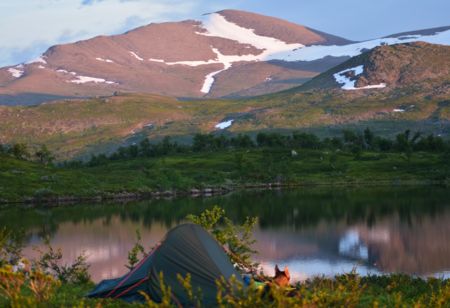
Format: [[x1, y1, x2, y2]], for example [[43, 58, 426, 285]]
[[6, 187, 450, 282], [18, 216, 450, 282]]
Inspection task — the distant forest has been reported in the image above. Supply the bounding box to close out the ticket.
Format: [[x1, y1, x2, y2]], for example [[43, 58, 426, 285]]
[[1, 128, 449, 168], [66, 128, 450, 168]]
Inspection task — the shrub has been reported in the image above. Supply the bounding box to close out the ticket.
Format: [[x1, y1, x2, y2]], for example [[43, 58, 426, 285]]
[[350, 145, 363, 159], [187, 206, 260, 275], [0, 259, 61, 306], [0, 228, 25, 267], [32, 236, 91, 285], [34, 187, 53, 200], [157, 168, 192, 191]]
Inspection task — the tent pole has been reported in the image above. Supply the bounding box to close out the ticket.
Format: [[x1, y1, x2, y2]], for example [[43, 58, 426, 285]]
[[111, 277, 149, 300], [103, 243, 162, 300]]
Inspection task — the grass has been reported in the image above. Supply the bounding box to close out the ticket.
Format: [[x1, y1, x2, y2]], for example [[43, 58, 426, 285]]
[[0, 147, 449, 204], [1, 266, 450, 307]]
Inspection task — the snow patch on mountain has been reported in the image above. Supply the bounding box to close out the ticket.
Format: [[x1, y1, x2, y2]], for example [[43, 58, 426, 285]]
[[215, 120, 233, 129], [288, 29, 450, 62], [333, 65, 386, 90], [8, 67, 24, 78], [149, 58, 164, 63], [71, 76, 116, 84], [96, 58, 114, 62], [26, 56, 46, 64], [129, 52, 143, 61], [333, 65, 364, 89], [196, 13, 304, 62], [201, 66, 229, 93], [164, 47, 247, 93], [354, 84, 386, 90], [57, 69, 68, 73]]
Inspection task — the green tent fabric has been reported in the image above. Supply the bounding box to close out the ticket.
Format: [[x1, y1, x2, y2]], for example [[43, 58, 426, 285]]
[[85, 223, 246, 305]]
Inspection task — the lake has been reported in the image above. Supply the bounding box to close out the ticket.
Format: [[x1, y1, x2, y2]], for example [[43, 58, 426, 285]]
[[2, 185, 450, 282]]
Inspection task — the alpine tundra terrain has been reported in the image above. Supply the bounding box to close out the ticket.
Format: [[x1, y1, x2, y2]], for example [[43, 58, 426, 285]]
[[1, 9, 450, 106], [1, 41, 450, 161]]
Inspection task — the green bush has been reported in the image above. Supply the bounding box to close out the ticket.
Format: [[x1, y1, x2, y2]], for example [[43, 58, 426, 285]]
[[34, 187, 53, 199], [187, 206, 260, 275], [32, 236, 91, 285]]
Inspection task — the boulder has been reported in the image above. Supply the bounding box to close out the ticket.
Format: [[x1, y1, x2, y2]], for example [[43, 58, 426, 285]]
[[40, 176, 51, 181], [291, 150, 298, 156], [225, 179, 233, 184]]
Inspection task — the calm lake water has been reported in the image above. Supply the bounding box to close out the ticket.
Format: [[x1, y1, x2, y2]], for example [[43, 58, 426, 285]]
[[2, 186, 450, 282]]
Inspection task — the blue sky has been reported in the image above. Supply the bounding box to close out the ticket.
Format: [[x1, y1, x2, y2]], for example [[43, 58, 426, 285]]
[[1, 0, 449, 68]]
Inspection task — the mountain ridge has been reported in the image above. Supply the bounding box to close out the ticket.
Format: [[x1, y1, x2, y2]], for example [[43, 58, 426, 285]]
[[2, 9, 450, 106]]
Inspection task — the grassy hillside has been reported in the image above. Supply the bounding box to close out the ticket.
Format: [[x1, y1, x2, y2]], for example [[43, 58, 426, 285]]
[[1, 42, 450, 161]]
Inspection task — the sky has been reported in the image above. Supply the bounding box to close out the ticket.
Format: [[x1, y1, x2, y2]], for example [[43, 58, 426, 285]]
[[1, 0, 450, 68]]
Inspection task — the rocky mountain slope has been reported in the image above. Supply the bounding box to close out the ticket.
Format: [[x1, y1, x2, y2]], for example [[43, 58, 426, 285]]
[[1, 10, 450, 106], [295, 41, 450, 91]]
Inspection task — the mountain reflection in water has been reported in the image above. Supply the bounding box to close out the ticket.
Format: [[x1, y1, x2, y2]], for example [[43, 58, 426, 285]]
[[2, 186, 450, 282]]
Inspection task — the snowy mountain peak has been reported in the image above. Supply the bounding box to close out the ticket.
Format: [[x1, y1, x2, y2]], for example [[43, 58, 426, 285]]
[[1, 9, 450, 106]]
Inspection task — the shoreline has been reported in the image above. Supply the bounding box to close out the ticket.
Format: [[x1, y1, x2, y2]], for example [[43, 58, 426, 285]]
[[1, 179, 446, 207]]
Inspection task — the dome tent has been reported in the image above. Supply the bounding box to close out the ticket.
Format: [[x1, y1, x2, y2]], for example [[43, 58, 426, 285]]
[[85, 223, 247, 305]]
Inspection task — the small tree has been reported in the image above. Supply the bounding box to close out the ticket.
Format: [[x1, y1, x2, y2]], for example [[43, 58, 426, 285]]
[[35, 144, 55, 165], [351, 145, 363, 159], [126, 229, 150, 270], [364, 127, 375, 150], [342, 130, 358, 146], [7, 143, 29, 159]]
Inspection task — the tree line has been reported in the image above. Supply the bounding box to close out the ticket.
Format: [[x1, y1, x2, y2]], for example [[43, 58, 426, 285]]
[[1, 127, 449, 168]]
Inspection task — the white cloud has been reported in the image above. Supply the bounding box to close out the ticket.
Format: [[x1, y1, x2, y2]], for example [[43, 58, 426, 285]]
[[0, 0, 197, 67]]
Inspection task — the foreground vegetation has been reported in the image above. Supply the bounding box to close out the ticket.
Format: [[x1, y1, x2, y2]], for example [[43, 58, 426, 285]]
[[1, 128, 450, 203], [0, 207, 449, 307]]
